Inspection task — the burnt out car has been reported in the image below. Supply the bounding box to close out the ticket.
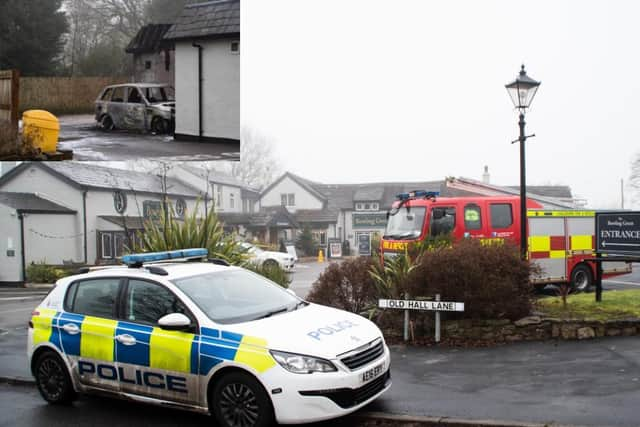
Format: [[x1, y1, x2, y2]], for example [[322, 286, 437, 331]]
[[95, 83, 175, 134]]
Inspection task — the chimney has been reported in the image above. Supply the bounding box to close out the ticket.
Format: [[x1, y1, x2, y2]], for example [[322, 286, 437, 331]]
[[482, 166, 490, 184]]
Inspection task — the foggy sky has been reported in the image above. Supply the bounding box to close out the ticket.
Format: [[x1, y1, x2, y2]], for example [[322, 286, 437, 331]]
[[241, 0, 640, 209]]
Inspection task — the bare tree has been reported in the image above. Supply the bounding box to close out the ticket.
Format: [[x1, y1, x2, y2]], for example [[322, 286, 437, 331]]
[[232, 128, 282, 190], [630, 152, 640, 207], [63, 0, 156, 75]]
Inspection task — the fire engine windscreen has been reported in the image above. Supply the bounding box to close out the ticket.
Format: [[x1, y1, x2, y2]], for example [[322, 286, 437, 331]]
[[384, 207, 426, 240]]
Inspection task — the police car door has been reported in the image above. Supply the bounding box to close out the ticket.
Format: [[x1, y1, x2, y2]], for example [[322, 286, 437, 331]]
[[60, 278, 123, 393], [116, 279, 199, 405]]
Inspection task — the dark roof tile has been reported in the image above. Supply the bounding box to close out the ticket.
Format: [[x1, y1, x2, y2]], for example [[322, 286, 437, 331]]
[[42, 163, 200, 198], [164, 0, 240, 41], [126, 24, 173, 54]]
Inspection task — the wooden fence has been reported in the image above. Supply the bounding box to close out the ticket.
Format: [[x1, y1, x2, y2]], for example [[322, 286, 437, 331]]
[[19, 76, 127, 115], [0, 70, 20, 132]]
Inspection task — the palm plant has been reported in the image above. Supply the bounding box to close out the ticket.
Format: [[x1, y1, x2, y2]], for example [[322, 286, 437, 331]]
[[134, 201, 247, 266]]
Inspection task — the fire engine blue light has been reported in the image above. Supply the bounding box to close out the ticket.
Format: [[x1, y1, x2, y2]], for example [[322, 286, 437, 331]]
[[122, 249, 208, 265], [396, 191, 440, 200]]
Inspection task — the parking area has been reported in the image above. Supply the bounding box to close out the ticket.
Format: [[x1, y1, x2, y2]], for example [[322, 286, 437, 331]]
[[56, 115, 240, 161]]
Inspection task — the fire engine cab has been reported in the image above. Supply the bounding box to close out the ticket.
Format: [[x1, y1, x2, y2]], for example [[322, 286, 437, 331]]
[[381, 191, 631, 291]]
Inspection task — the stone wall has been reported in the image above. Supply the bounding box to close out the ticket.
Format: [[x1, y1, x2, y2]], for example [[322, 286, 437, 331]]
[[441, 317, 640, 344]]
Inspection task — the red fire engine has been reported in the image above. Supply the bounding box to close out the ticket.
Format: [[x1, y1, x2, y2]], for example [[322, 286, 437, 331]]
[[380, 191, 631, 291]]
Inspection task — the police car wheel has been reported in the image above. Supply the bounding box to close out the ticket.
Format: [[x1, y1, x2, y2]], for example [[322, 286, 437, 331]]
[[211, 372, 273, 427], [34, 352, 76, 404]]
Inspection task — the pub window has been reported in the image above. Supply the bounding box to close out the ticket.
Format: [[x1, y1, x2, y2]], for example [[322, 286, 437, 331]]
[[143, 200, 162, 220], [313, 231, 327, 246], [175, 198, 187, 218], [114, 234, 126, 258], [101, 233, 113, 259], [113, 191, 127, 214]]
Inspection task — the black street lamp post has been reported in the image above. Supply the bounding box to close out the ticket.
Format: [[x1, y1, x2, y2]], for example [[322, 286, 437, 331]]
[[506, 65, 541, 259]]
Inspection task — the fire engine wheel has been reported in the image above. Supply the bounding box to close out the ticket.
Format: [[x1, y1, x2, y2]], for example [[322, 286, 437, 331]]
[[100, 115, 115, 131], [571, 264, 594, 293]]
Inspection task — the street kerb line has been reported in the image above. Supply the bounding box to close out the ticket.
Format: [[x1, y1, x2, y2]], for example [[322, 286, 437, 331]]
[[603, 280, 640, 287], [0, 296, 46, 302], [0, 307, 37, 314]]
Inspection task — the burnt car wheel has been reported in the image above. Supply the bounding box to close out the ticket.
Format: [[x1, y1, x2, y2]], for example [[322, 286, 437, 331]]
[[151, 117, 169, 134], [211, 372, 273, 427], [34, 351, 76, 405], [100, 115, 115, 131]]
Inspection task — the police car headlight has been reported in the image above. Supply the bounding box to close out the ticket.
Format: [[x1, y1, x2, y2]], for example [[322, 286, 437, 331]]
[[270, 350, 337, 374]]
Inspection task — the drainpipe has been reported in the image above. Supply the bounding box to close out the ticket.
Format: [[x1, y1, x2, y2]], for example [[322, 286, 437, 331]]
[[83, 190, 88, 264], [192, 43, 204, 141], [18, 212, 26, 284]]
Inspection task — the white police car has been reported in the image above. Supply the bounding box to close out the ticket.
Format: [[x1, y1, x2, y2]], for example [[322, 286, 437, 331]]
[[27, 249, 391, 427]]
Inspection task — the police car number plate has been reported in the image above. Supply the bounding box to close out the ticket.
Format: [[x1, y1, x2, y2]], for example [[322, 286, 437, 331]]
[[362, 363, 384, 383]]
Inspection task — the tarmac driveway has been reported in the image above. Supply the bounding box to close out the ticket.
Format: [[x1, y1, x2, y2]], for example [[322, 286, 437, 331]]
[[56, 115, 240, 161]]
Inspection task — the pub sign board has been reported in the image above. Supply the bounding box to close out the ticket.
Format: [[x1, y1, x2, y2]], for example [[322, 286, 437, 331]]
[[595, 212, 640, 255]]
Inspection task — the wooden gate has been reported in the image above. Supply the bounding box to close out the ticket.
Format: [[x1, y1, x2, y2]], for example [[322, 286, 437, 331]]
[[0, 69, 20, 133]]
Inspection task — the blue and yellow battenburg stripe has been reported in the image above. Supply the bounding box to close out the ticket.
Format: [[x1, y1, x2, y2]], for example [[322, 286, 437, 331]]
[[32, 311, 276, 375]]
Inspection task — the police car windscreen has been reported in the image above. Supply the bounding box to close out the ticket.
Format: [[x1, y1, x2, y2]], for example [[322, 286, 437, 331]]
[[172, 270, 299, 324], [384, 207, 426, 240]]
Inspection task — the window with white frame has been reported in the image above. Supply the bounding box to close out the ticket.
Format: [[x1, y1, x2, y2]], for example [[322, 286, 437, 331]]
[[230, 193, 235, 209], [101, 233, 113, 259], [355, 202, 380, 212], [281, 193, 295, 207], [312, 231, 327, 246], [217, 187, 223, 208]]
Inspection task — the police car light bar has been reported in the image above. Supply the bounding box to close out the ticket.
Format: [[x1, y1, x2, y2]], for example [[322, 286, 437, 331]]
[[396, 191, 440, 201], [122, 248, 209, 266]]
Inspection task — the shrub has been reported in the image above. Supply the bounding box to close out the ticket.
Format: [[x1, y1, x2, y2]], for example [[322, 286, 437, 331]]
[[244, 262, 291, 289], [405, 239, 533, 321], [296, 226, 318, 257], [135, 201, 246, 266], [0, 126, 40, 159], [26, 261, 73, 284], [307, 257, 378, 314]]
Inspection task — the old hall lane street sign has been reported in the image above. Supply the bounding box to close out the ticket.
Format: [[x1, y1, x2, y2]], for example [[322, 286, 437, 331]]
[[379, 299, 465, 312]]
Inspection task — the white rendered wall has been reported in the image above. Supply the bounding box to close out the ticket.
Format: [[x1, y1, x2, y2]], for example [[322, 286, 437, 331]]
[[0, 204, 22, 282], [261, 176, 324, 213], [174, 39, 240, 140]]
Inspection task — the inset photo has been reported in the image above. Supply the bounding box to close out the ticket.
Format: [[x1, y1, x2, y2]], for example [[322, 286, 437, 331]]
[[0, 0, 239, 161]]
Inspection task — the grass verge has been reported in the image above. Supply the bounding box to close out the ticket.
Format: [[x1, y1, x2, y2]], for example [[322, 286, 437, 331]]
[[536, 289, 640, 321]]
